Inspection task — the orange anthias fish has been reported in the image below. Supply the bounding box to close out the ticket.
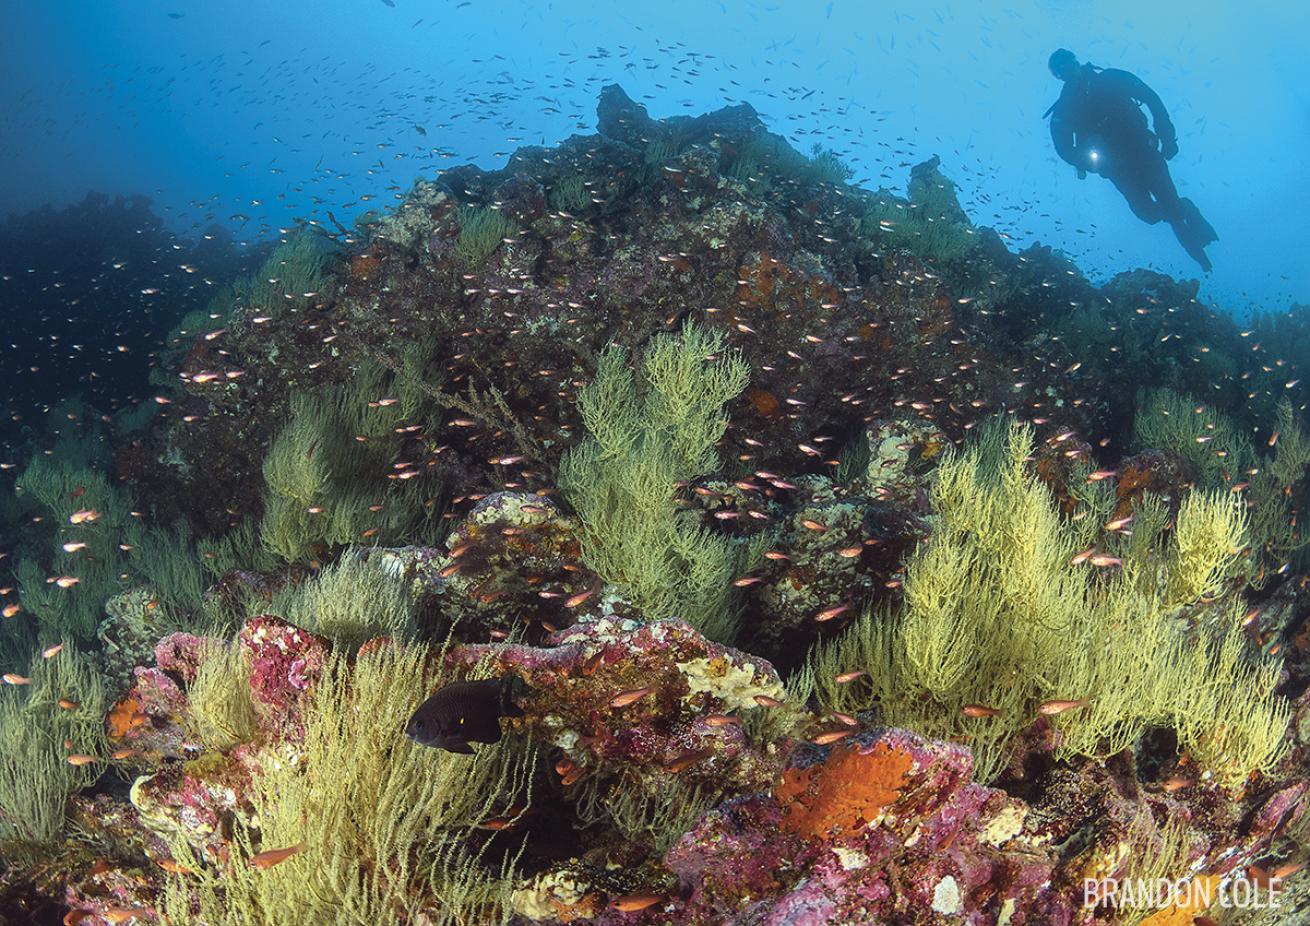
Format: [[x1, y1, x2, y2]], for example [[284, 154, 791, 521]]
[[813, 603, 851, 622], [564, 587, 596, 608], [662, 747, 714, 773], [609, 686, 654, 708], [1069, 547, 1095, 566], [554, 756, 584, 786], [609, 892, 666, 912], [475, 816, 522, 831], [249, 842, 306, 869], [1245, 862, 1297, 889], [1273, 860, 1306, 879], [1037, 698, 1089, 716]]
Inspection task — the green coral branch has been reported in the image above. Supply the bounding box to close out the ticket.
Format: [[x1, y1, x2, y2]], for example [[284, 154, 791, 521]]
[[559, 321, 762, 641], [1134, 390, 1310, 582], [158, 642, 534, 924], [14, 458, 134, 641], [0, 644, 106, 846], [233, 232, 333, 321], [189, 640, 259, 753], [810, 418, 1289, 787], [454, 206, 517, 265], [259, 355, 447, 562], [260, 552, 416, 647]]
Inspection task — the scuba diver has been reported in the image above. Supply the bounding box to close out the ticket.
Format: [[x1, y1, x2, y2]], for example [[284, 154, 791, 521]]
[[1046, 48, 1217, 272]]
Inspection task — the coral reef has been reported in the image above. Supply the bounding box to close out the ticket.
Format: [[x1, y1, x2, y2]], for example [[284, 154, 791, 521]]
[[445, 614, 790, 795], [3, 85, 1310, 926], [862, 156, 979, 264]]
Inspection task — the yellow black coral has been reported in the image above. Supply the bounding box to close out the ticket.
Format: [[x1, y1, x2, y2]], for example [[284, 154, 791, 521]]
[[810, 418, 1289, 787]]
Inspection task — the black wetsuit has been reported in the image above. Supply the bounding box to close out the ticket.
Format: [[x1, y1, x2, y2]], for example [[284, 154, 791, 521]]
[[1049, 64, 1217, 270]]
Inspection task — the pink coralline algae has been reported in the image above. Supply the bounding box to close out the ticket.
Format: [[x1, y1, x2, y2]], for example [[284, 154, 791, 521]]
[[152, 631, 211, 685], [238, 614, 328, 734]]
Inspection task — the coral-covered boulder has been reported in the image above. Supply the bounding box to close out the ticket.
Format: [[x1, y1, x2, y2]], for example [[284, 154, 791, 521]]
[[404, 491, 606, 639], [152, 631, 209, 685], [129, 748, 260, 865], [861, 416, 949, 501], [238, 615, 329, 735], [665, 728, 1069, 926], [513, 727, 1069, 925], [741, 475, 924, 667], [1021, 753, 1309, 925], [106, 621, 326, 758], [108, 653, 200, 761], [446, 615, 790, 796], [60, 795, 162, 926]]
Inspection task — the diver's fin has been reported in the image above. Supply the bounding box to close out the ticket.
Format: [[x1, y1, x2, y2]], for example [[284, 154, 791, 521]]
[[1184, 241, 1213, 273], [1170, 218, 1212, 272], [1181, 199, 1218, 244]]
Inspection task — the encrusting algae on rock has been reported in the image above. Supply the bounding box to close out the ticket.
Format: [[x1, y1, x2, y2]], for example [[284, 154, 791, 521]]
[[1, 85, 1309, 926]]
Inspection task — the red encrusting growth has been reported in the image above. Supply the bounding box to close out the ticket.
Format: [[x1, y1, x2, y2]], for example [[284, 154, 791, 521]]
[[775, 740, 915, 842]]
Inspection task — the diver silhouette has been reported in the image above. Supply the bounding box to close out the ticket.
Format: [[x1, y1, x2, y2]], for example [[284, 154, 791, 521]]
[[1046, 48, 1217, 272]]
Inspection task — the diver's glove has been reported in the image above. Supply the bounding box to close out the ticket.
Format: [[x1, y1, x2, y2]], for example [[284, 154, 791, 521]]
[[1159, 130, 1179, 160]]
